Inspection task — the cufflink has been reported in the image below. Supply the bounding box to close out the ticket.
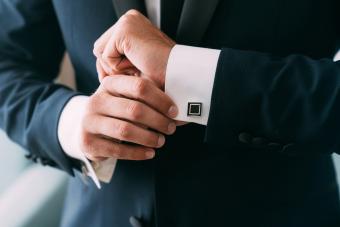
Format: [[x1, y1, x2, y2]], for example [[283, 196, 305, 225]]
[[187, 102, 202, 116]]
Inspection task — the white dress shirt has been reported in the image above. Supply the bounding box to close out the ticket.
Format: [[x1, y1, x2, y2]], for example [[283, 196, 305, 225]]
[[58, 0, 221, 188]]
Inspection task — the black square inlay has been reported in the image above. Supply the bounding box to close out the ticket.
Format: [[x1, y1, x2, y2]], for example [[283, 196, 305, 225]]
[[187, 102, 202, 116]]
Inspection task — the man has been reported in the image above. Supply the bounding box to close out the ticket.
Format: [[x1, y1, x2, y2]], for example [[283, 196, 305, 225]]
[[0, 0, 340, 227]]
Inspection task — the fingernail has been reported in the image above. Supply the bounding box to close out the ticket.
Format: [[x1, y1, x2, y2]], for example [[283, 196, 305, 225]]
[[168, 106, 178, 118], [146, 150, 155, 159], [158, 134, 165, 147], [167, 122, 176, 134]]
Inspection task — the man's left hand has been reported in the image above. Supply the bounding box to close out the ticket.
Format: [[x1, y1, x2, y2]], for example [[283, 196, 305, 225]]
[[93, 9, 175, 89]]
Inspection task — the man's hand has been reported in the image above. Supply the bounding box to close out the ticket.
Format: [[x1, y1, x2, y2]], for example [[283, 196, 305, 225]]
[[93, 9, 175, 89], [58, 76, 178, 162]]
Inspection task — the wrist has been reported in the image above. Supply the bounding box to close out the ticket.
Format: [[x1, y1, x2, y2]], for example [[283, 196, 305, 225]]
[[160, 43, 176, 89], [58, 95, 89, 159]]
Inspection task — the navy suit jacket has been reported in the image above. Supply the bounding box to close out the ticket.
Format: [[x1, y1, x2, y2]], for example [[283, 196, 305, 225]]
[[1, 0, 340, 226]]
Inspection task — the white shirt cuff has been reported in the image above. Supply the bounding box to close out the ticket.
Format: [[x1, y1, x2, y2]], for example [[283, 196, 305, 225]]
[[165, 45, 221, 125], [58, 95, 117, 189]]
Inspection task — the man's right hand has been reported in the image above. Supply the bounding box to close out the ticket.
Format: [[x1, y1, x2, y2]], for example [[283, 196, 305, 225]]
[[58, 75, 178, 162]]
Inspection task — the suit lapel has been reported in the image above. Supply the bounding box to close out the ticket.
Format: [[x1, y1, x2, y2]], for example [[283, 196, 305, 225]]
[[161, 0, 185, 40], [176, 0, 220, 45], [112, 0, 146, 17]]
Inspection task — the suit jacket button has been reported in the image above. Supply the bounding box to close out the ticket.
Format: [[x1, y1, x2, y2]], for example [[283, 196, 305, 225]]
[[238, 132, 253, 144]]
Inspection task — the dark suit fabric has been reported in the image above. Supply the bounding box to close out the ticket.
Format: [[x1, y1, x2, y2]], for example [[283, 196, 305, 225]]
[[0, 0, 340, 227]]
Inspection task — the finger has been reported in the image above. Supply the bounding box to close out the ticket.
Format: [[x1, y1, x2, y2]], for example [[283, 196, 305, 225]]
[[84, 115, 166, 148], [99, 57, 114, 75], [101, 30, 124, 71], [97, 58, 138, 82], [93, 25, 115, 58], [101, 54, 137, 75], [96, 94, 176, 135], [105, 55, 135, 72], [102, 76, 178, 118], [96, 59, 108, 82], [114, 57, 134, 70], [84, 136, 155, 161]]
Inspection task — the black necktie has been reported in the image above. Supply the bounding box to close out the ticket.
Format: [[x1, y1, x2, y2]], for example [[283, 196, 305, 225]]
[[160, 0, 185, 40], [112, 0, 147, 17]]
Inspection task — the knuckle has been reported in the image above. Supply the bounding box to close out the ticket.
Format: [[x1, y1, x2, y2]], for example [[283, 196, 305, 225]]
[[93, 48, 99, 57], [101, 76, 110, 87], [127, 101, 143, 120], [101, 52, 110, 62], [93, 41, 99, 49], [126, 9, 140, 16], [117, 15, 133, 32], [133, 79, 148, 96], [101, 46, 112, 59], [93, 41, 101, 54], [100, 77, 113, 92], [116, 122, 131, 139], [119, 15, 130, 26], [112, 145, 122, 158]]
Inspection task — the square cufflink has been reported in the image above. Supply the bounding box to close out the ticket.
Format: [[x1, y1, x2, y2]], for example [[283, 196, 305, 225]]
[[187, 102, 202, 116]]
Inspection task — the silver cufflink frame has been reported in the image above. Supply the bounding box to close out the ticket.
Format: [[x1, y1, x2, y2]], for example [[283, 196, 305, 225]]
[[187, 102, 202, 116]]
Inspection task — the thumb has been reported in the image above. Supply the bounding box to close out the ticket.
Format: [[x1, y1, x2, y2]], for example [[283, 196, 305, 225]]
[[97, 59, 140, 83]]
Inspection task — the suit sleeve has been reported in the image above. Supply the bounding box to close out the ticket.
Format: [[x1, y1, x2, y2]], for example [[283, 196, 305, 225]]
[[205, 48, 340, 156], [0, 0, 81, 174]]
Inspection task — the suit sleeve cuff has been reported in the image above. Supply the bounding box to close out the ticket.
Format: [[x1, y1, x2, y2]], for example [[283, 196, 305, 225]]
[[165, 45, 221, 125]]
